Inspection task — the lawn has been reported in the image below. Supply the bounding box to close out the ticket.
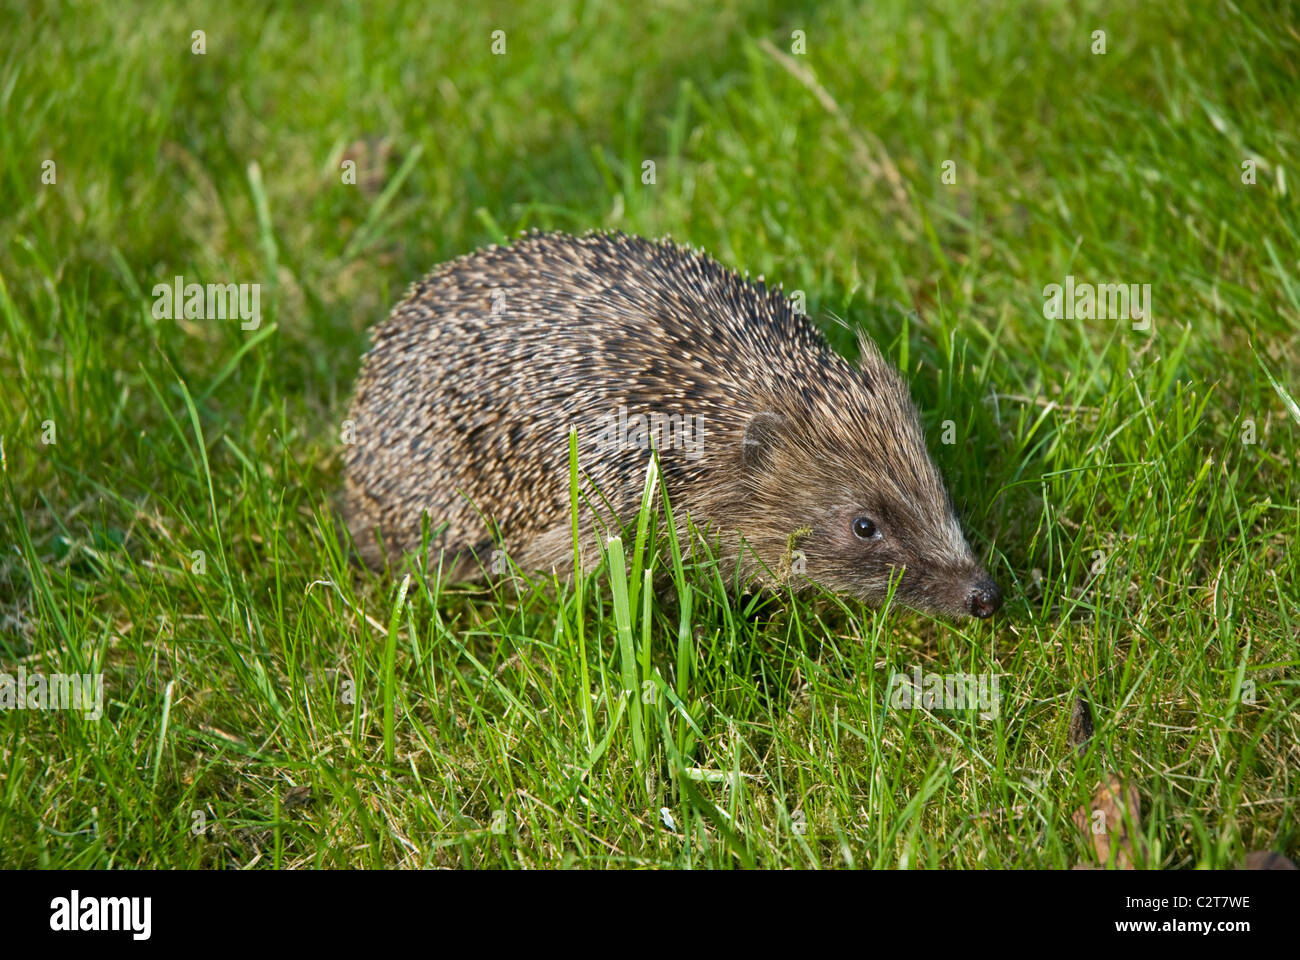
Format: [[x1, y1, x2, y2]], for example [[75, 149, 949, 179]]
[[1, 0, 1297, 869]]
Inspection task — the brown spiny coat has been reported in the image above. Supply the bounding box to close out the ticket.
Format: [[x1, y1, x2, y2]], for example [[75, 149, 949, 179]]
[[344, 231, 1001, 618]]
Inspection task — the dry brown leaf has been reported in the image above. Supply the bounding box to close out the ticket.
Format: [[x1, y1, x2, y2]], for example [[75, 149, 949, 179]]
[[283, 784, 313, 811], [1242, 850, 1297, 870], [1072, 774, 1143, 869], [1068, 697, 1094, 754]]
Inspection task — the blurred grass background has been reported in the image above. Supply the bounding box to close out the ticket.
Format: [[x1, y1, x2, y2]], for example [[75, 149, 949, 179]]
[[0, 0, 1297, 868]]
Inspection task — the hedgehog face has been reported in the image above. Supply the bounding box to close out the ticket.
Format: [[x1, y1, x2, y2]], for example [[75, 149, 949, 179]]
[[804, 500, 1002, 619], [739, 404, 1002, 620]]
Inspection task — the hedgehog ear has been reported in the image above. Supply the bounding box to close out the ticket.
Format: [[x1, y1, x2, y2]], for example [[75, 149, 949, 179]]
[[742, 411, 785, 471]]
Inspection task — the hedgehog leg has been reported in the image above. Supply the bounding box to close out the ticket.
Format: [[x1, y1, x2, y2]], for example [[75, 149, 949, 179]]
[[436, 537, 497, 582], [342, 482, 389, 571]]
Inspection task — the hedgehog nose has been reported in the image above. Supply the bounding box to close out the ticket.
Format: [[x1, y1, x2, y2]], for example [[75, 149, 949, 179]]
[[967, 579, 1002, 619]]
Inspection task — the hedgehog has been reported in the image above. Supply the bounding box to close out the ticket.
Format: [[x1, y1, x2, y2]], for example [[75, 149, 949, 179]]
[[344, 231, 1002, 619]]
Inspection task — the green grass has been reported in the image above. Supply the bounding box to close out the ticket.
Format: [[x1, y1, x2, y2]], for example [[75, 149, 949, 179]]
[[1, 0, 1298, 869]]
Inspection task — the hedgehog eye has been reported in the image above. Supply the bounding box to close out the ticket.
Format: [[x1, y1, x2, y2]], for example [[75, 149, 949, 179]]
[[852, 517, 880, 540]]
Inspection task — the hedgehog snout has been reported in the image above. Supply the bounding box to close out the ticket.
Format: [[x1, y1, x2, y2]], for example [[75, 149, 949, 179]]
[[967, 578, 1003, 619]]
